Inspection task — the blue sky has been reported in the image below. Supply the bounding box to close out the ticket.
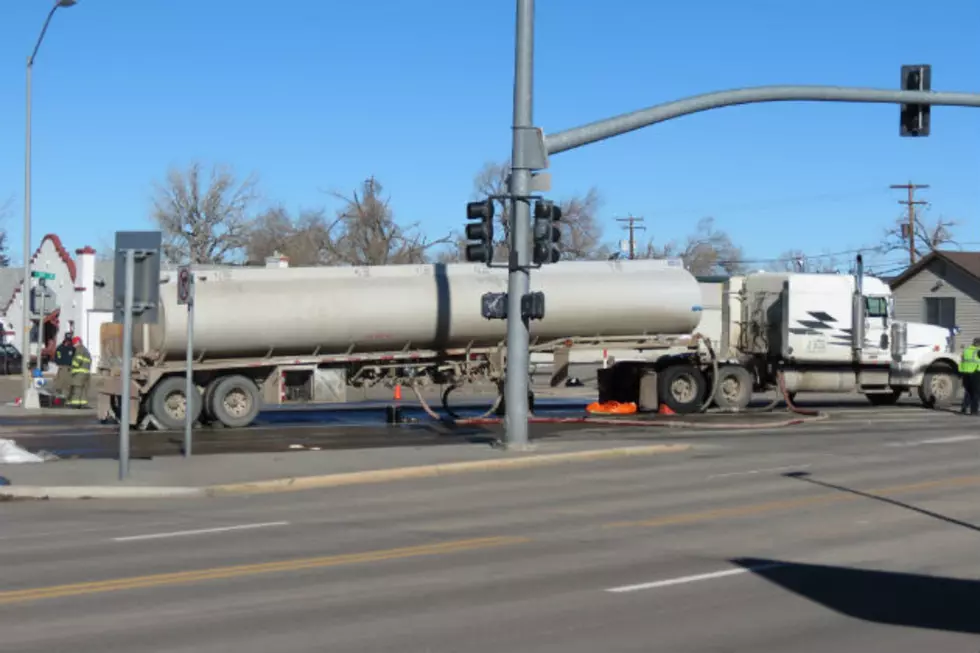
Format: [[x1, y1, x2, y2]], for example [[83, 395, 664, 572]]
[[1, 0, 978, 275]]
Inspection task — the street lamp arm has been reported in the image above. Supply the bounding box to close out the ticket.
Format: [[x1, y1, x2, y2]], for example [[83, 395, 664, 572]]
[[28, 4, 61, 67], [544, 85, 980, 155]]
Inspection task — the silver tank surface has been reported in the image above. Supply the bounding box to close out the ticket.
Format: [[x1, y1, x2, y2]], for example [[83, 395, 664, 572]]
[[137, 259, 703, 360]]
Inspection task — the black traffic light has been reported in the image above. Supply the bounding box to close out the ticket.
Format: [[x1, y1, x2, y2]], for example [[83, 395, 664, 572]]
[[521, 291, 545, 321], [464, 199, 495, 263], [900, 64, 931, 137], [532, 199, 562, 265]]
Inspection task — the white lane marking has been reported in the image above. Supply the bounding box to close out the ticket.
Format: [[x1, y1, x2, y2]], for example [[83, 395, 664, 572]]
[[606, 563, 784, 593], [707, 464, 811, 479], [112, 521, 290, 542], [886, 435, 980, 448]]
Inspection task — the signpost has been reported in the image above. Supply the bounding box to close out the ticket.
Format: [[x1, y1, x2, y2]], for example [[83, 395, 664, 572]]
[[30, 270, 54, 378], [113, 231, 162, 480], [176, 265, 194, 458]]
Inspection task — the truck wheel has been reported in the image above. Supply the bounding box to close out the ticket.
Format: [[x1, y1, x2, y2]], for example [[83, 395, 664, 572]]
[[658, 364, 706, 415], [867, 389, 902, 406], [210, 375, 261, 428], [713, 365, 753, 410], [200, 379, 221, 424], [149, 376, 203, 431], [918, 364, 957, 409]]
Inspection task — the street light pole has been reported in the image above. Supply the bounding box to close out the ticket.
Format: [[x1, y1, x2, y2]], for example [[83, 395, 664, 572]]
[[503, 0, 535, 450], [22, 0, 77, 409]]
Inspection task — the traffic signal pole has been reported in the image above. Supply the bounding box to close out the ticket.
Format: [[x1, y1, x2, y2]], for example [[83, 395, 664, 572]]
[[503, 0, 535, 450], [498, 2, 980, 451], [544, 85, 980, 155]]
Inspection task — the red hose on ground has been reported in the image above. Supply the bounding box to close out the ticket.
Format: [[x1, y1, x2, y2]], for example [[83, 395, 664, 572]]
[[410, 378, 828, 431], [778, 370, 821, 417]]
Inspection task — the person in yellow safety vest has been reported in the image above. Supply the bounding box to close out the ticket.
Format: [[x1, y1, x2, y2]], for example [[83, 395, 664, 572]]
[[958, 337, 980, 415], [67, 336, 92, 408]]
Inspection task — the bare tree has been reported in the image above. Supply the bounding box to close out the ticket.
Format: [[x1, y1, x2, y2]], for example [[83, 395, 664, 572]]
[[322, 176, 451, 265], [881, 206, 958, 261], [151, 162, 259, 264], [643, 217, 743, 276], [0, 197, 12, 267], [246, 206, 331, 266], [769, 248, 843, 273], [557, 189, 608, 260]]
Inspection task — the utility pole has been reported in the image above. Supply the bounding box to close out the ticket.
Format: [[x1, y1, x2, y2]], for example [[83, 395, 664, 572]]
[[616, 215, 645, 259], [890, 182, 929, 265]]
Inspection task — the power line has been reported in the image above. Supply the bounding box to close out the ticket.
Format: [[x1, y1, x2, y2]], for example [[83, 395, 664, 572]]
[[718, 246, 884, 266]]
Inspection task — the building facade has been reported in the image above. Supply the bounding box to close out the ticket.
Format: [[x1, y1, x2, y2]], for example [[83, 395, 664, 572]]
[[0, 235, 113, 369], [889, 251, 980, 354]]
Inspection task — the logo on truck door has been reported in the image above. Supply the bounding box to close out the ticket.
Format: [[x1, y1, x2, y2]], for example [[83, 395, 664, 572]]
[[788, 310, 838, 336]]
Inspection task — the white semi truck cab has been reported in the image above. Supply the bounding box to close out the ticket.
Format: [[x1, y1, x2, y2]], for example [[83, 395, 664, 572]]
[[599, 260, 961, 413]]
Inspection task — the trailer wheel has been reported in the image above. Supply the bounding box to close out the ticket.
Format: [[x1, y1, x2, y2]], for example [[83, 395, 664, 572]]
[[658, 364, 706, 415], [210, 375, 261, 428], [200, 379, 221, 424], [713, 365, 753, 410], [918, 363, 957, 409], [149, 376, 203, 431]]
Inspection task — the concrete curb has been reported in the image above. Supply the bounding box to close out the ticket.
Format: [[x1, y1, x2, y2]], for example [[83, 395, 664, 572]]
[[0, 443, 691, 500], [0, 486, 205, 500], [205, 443, 691, 496]]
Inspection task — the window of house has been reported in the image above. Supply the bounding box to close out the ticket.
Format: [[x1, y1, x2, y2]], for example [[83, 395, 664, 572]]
[[924, 297, 956, 329]]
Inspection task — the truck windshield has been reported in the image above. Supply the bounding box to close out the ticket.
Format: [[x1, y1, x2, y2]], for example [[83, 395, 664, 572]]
[[865, 296, 888, 318]]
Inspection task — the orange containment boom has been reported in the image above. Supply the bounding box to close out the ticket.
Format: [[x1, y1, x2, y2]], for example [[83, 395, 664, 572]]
[[585, 400, 638, 415]]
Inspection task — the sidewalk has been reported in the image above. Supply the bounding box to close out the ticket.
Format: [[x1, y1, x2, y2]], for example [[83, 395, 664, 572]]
[[0, 437, 693, 500]]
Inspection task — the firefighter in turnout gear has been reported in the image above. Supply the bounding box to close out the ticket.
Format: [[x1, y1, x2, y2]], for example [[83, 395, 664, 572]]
[[959, 337, 980, 415], [53, 333, 75, 401], [67, 336, 92, 408]]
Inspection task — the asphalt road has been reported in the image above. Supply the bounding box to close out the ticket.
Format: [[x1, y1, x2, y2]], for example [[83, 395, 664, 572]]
[[2, 403, 980, 651]]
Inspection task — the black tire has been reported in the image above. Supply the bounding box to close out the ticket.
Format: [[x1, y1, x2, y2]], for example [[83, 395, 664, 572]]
[[867, 389, 903, 406], [494, 389, 535, 417], [149, 376, 203, 431], [713, 365, 753, 410], [658, 364, 706, 414], [210, 375, 262, 428], [918, 364, 958, 408], [200, 379, 221, 424]]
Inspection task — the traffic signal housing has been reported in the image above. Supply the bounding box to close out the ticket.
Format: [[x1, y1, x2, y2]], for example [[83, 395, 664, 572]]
[[900, 64, 931, 137], [532, 199, 562, 265], [464, 199, 495, 263]]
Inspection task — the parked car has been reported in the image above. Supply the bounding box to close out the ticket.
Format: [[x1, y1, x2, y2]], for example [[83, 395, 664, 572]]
[[0, 345, 23, 375]]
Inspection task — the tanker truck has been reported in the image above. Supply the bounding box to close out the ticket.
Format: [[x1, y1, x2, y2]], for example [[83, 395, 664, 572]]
[[95, 258, 708, 430], [594, 261, 960, 413], [95, 256, 959, 431]]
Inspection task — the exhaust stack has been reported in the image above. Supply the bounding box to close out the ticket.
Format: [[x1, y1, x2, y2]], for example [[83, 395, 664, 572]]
[[851, 254, 865, 362]]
